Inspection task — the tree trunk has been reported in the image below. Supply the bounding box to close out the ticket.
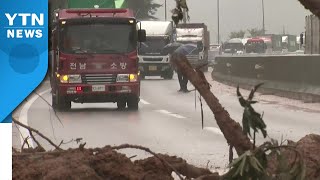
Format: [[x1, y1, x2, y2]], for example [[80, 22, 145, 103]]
[[298, 0, 320, 18], [171, 53, 254, 155]]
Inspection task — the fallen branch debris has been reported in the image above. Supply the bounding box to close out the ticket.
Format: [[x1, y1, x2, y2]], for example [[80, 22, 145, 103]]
[[13, 117, 62, 151], [13, 118, 217, 180], [112, 144, 184, 180]]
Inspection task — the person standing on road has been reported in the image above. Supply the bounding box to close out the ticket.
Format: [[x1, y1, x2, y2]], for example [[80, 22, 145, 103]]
[[175, 61, 189, 92], [170, 44, 198, 93], [163, 43, 198, 93]]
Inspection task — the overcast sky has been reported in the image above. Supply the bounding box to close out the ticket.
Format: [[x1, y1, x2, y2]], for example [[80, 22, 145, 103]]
[[154, 0, 311, 43]]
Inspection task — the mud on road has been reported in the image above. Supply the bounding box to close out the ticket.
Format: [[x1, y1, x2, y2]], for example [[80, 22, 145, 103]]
[[13, 145, 215, 180]]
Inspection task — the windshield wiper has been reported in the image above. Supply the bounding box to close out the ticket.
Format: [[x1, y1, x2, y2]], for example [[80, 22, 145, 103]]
[[72, 47, 93, 54], [71, 47, 94, 57]]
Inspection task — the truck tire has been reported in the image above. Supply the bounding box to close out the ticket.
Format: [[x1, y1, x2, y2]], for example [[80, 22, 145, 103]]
[[52, 93, 57, 109], [127, 96, 139, 110], [117, 100, 126, 110], [52, 91, 71, 111], [163, 70, 174, 80]]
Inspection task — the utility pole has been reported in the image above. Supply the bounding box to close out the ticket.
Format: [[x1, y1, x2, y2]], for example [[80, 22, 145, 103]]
[[262, 0, 265, 34], [217, 0, 220, 44], [165, 0, 167, 21]]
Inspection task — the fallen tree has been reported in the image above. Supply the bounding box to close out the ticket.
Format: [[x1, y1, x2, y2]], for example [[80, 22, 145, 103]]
[[170, 54, 320, 180], [171, 53, 254, 156], [298, 0, 320, 18]]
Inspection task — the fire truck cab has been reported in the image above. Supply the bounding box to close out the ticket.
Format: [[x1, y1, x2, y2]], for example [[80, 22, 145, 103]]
[[50, 8, 146, 111]]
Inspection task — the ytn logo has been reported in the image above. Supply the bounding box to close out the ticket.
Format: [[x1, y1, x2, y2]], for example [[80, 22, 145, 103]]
[[4, 13, 44, 39]]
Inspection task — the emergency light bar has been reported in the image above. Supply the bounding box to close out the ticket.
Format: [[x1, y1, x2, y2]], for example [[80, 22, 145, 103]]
[[66, 9, 127, 14]]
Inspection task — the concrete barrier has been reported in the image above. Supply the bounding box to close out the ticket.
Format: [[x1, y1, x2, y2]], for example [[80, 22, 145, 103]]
[[212, 55, 320, 102]]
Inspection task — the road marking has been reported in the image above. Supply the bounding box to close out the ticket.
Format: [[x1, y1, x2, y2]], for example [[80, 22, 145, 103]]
[[156, 109, 171, 114], [17, 89, 51, 148], [203, 127, 223, 136], [140, 99, 150, 105], [155, 110, 186, 119], [168, 113, 186, 119]]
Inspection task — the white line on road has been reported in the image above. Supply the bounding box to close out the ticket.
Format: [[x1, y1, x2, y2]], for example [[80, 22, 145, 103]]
[[140, 99, 150, 105], [203, 127, 224, 136], [168, 113, 186, 119], [156, 109, 171, 114], [155, 110, 186, 119], [17, 89, 51, 148]]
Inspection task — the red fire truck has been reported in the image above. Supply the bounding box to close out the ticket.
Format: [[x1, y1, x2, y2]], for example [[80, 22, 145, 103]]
[[50, 8, 146, 111]]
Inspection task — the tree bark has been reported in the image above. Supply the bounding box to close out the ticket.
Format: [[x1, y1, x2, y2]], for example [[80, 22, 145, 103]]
[[171, 53, 254, 155], [298, 0, 320, 18]]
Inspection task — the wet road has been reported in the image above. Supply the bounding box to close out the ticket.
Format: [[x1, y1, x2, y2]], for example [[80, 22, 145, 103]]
[[12, 71, 320, 170]]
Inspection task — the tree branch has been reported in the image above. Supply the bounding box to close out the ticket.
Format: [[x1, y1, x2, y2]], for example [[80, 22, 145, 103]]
[[112, 144, 184, 180], [12, 117, 62, 151], [28, 130, 45, 152]]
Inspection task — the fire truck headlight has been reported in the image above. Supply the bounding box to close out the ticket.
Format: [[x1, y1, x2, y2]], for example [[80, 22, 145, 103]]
[[116, 74, 129, 82], [60, 75, 69, 83], [60, 75, 82, 83], [129, 74, 138, 82]]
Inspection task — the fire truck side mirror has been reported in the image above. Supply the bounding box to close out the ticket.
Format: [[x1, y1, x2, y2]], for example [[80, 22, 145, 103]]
[[138, 29, 146, 42]]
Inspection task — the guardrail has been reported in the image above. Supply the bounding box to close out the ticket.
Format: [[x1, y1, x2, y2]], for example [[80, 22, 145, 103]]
[[212, 55, 320, 102]]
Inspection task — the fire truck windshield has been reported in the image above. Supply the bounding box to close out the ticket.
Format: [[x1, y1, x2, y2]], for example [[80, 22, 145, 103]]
[[60, 22, 136, 54]]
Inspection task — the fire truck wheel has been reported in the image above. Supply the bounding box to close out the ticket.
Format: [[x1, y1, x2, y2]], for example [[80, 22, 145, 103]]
[[127, 96, 139, 110], [61, 100, 71, 111], [52, 91, 71, 111], [117, 100, 126, 110], [52, 93, 57, 109]]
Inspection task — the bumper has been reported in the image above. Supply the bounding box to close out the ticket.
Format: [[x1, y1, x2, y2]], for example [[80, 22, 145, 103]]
[[57, 82, 140, 103], [139, 63, 173, 76]]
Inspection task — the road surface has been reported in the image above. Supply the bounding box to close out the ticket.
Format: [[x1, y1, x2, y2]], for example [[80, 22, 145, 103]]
[[12, 71, 320, 170]]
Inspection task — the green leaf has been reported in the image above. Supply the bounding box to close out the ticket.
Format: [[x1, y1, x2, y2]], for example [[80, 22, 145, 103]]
[[232, 166, 242, 178], [248, 83, 264, 101], [229, 153, 246, 168], [230, 152, 249, 178], [239, 154, 248, 176], [250, 156, 265, 172]]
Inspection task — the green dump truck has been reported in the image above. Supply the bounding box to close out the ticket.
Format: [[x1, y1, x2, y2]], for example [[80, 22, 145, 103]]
[[67, 0, 128, 8], [49, 0, 128, 9]]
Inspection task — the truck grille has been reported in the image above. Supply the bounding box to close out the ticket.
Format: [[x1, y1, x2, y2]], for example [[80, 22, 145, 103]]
[[82, 74, 117, 84], [143, 58, 163, 62]]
